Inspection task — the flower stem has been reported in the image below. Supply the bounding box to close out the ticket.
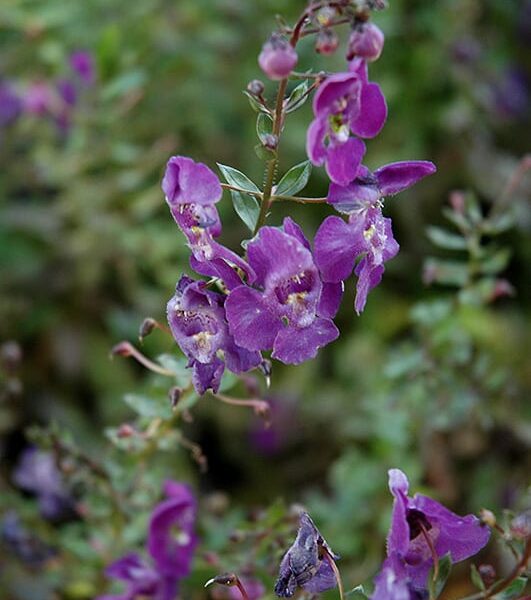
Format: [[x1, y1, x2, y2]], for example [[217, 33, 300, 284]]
[[235, 578, 251, 600], [213, 393, 270, 421], [323, 549, 346, 600]]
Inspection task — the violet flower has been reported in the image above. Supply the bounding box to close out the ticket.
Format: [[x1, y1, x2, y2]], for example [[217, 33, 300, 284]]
[[258, 34, 298, 81], [371, 469, 491, 598], [306, 58, 387, 186], [314, 161, 436, 313], [13, 447, 75, 521], [69, 50, 95, 85], [23, 81, 53, 115], [225, 218, 339, 365], [99, 481, 197, 600], [0, 81, 22, 127], [274, 512, 339, 598], [162, 156, 253, 287], [167, 275, 261, 394]]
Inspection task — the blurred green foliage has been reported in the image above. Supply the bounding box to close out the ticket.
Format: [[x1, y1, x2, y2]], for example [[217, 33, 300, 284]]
[[0, 0, 529, 598]]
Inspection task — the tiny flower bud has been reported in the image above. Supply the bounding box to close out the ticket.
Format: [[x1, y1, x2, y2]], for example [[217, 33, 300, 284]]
[[315, 6, 336, 27], [117, 423, 135, 438], [263, 133, 279, 150], [491, 279, 515, 301], [315, 28, 339, 56], [347, 22, 385, 62], [139, 318, 156, 341], [480, 508, 497, 528], [168, 386, 182, 407], [247, 79, 265, 96], [205, 573, 238, 588], [258, 34, 298, 81], [110, 341, 133, 357], [478, 564, 497, 587], [510, 511, 531, 539]]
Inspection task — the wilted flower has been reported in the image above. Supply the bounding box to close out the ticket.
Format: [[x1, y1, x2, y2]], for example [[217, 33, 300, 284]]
[[258, 34, 298, 80], [274, 512, 339, 597], [167, 276, 261, 394], [347, 22, 385, 62], [225, 219, 339, 365]]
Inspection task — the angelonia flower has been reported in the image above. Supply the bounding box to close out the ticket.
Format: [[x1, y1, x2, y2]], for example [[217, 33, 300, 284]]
[[274, 512, 340, 597], [347, 22, 385, 62], [98, 481, 197, 600], [258, 34, 298, 81], [371, 469, 491, 599], [0, 80, 22, 127], [12, 447, 75, 521]]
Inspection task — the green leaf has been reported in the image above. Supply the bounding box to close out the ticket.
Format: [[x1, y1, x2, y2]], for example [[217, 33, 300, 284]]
[[346, 584, 368, 599], [494, 576, 527, 599], [242, 90, 270, 115], [217, 164, 260, 193], [229, 190, 260, 232], [123, 393, 172, 419], [482, 212, 515, 235], [285, 80, 310, 113], [156, 354, 192, 387], [470, 564, 486, 591], [428, 553, 452, 599], [479, 248, 511, 275], [424, 258, 469, 287], [256, 113, 273, 145], [442, 207, 471, 232], [275, 161, 312, 197], [426, 226, 467, 250]]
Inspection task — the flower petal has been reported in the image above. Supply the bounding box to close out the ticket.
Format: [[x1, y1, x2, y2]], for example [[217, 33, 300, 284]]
[[375, 161, 437, 196], [314, 216, 362, 283], [162, 156, 222, 206], [272, 317, 339, 364], [318, 281, 344, 319], [350, 82, 387, 138], [325, 137, 366, 186]]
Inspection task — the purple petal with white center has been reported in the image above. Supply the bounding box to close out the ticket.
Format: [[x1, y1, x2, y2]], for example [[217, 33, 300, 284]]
[[225, 287, 280, 351], [313, 72, 360, 117], [318, 281, 344, 319], [162, 156, 222, 206], [374, 161, 437, 196], [325, 137, 366, 186], [350, 81, 387, 138], [314, 216, 362, 283], [272, 317, 338, 364]]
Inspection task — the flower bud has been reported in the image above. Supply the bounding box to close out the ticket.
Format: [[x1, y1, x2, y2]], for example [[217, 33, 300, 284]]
[[347, 22, 385, 62], [168, 386, 182, 407], [315, 28, 339, 56], [263, 133, 279, 150], [479, 508, 496, 528], [510, 511, 531, 539], [478, 564, 497, 587], [139, 317, 156, 341], [258, 34, 298, 81], [315, 6, 336, 27], [110, 341, 133, 357], [247, 79, 265, 96], [117, 423, 136, 438]]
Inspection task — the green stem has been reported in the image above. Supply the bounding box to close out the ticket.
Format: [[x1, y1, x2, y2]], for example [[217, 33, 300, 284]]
[[272, 193, 327, 204]]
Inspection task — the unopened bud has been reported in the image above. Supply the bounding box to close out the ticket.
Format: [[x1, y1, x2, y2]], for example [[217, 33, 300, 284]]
[[117, 423, 135, 438], [510, 511, 531, 539], [168, 386, 182, 408], [247, 79, 265, 96], [258, 33, 298, 81], [491, 279, 515, 301], [480, 508, 497, 528], [111, 341, 133, 357], [347, 22, 385, 62], [315, 6, 337, 27], [139, 318, 156, 341], [263, 133, 279, 150], [478, 564, 497, 587], [205, 573, 238, 589], [315, 28, 339, 56]]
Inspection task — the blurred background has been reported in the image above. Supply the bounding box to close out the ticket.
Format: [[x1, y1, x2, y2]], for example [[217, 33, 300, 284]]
[[0, 0, 530, 598]]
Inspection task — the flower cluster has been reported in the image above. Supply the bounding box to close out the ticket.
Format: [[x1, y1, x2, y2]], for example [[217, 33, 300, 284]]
[[98, 481, 197, 600], [161, 9, 436, 394]]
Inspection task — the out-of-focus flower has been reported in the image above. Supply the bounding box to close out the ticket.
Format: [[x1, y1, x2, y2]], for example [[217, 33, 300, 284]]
[[258, 34, 298, 80], [1, 511, 54, 566], [490, 68, 529, 121], [69, 50, 95, 85], [347, 22, 385, 62], [23, 81, 53, 115], [0, 81, 22, 126], [225, 219, 339, 365], [13, 447, 75, 521], [57, 78, 77, 106], [274, 512, 339, 597], [315, 28, 339, 56]]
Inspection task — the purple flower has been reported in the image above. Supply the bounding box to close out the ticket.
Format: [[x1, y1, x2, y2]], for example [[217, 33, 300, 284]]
[[314, 161, 436, 313], [23, 81, 53, 115], [347, 22, 385, 62], [13, 447, 75, 521], [167, 276, 261, 394], [258, 34, 298, 81], [57, 78, 77, 106], [162, 156, 253, 287], [371, 554, 426, 600], [274, 512, 339, 598], [69, 50, 95, 85], [0, 81, 22, 126], [376, 469, 490, 594], [225, 218, 339, 365], [306, 59, 387, 185], [99, 481, 197, 600]]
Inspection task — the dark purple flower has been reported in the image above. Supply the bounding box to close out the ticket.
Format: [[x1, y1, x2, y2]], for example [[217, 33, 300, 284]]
[[69, 50, 95, 85], [347, 22, 385, 62], [13, 447, 75, 521], [258, 34, 298, 81], [0, 81, 22, 126], [57, 78, 77, 106], [274, 512, 339, 598], [167, 276, 261, 394], [225, 219, 339, 365], [314, 161, 436, 313], [383, 469, 490, 591], [162, 156, 253, 287], [306, 59, 386, 185]]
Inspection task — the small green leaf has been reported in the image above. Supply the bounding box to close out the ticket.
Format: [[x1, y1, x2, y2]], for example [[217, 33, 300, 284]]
[[285, 80, 309, 113], [442, 207, 471, 232], [217, 164, 260, 193], [482, 212, 515, 235], [156, 354, 192, 387], [346, 584, 368, 599], [254, 143, 277, 161], [424, 258, 469, 287], [242, 90, 269, 114], [230, 190, 260, 232], [275, 160, 312, 197], [426, 226, 467, 250], [256, 113, 273, 145], [494, 576, 527, 600], [428, 553, 452, 599], [479, 247, 511, 275], [123, 393, 172, 419], [470, 564, 486, 591]]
